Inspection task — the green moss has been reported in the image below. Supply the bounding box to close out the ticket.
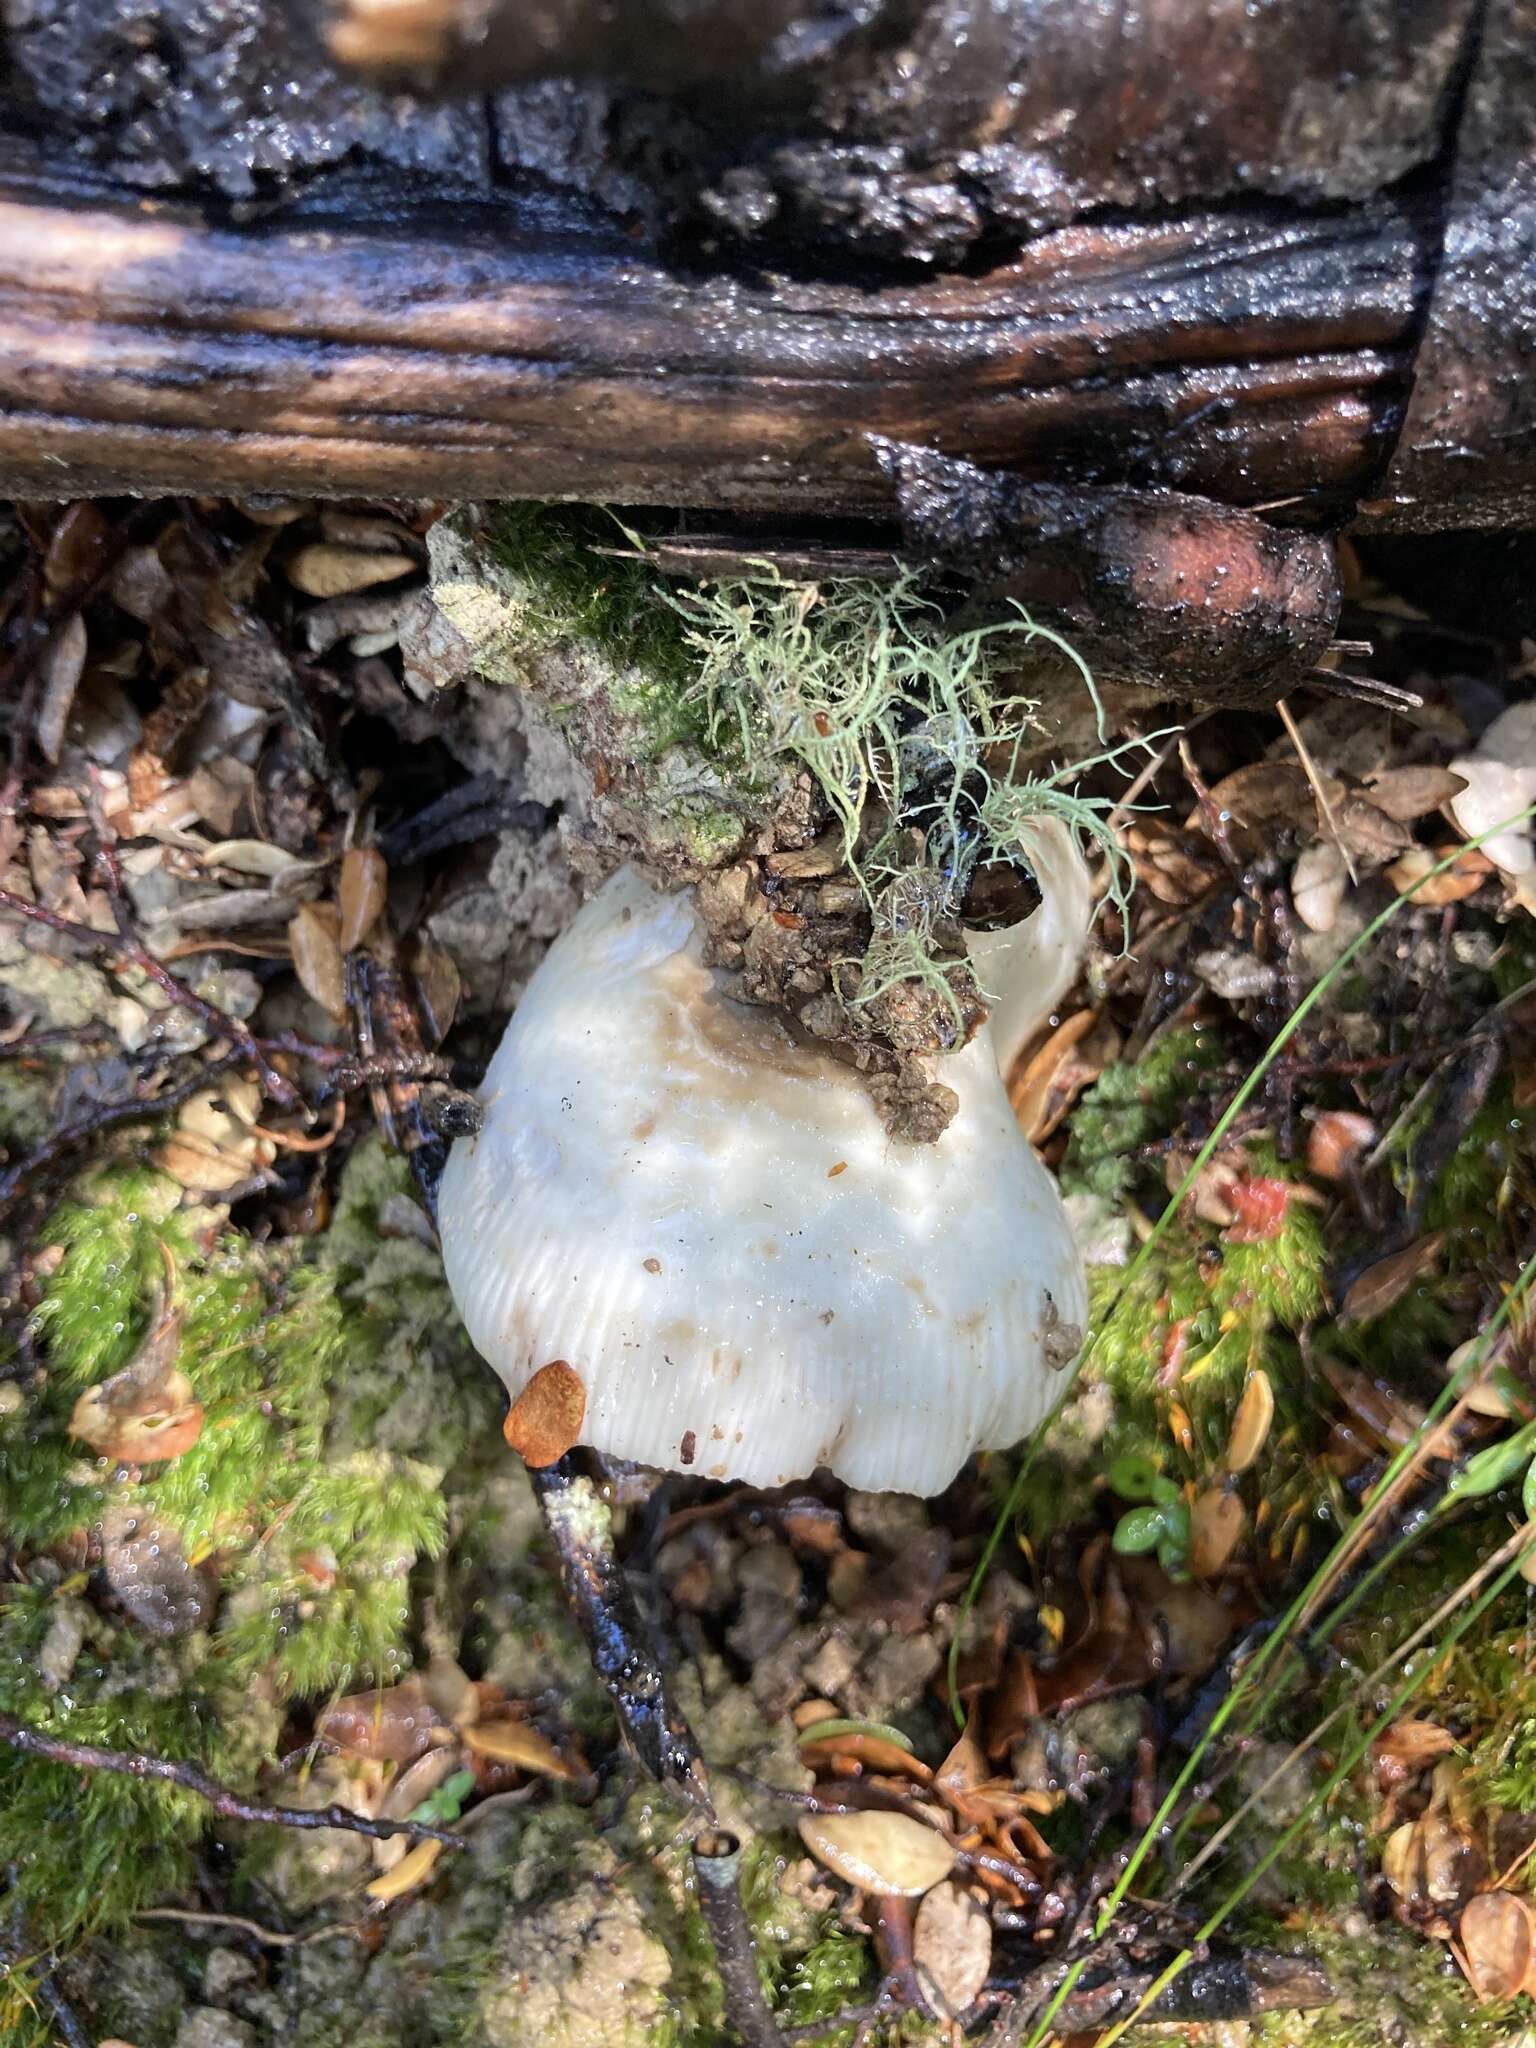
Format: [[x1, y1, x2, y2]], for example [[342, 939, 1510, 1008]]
[[1060, 1026, 1225, 1207], [1414, 1083, 1532, 1250], [1242, 1918, 1523, 2048], [773, 1920, 872, 2041], [0, 1581, 234, 1954], [0, 1159, 467, 1962], [1071, 1162, 1325, 1496], [483, 501, 690, 688]]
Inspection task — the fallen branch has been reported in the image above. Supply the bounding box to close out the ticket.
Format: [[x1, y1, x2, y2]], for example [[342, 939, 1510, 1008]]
[[0, 1715, 466, 1849], [529, 1455, 713, 1813], [0, 172, 1427, 515]]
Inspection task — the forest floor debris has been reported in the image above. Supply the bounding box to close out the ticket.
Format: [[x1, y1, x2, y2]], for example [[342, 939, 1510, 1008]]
[[1, 496, 1535, 2046]]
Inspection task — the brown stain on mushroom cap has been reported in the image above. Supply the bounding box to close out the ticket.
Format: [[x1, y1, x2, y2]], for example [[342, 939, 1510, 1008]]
[[652, 951, 866, 1112], [503, 1359, 586, 1467]]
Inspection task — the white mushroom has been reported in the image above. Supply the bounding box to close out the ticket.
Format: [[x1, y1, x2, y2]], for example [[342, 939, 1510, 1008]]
[[1449, 700, 1536, 908], [438, 821, 1092, 1496]]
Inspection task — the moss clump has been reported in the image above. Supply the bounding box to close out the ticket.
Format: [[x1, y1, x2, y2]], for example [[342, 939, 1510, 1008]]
[[0, 1159, 464, 1968], [1060, 1025, 1226, 1208], [1022, 1031, 1329, 1553], [482, 501, 691, 688], [1241, 1917, 1523, 2048]]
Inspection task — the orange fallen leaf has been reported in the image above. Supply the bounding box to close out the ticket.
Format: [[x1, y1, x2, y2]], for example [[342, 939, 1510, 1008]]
[[1224, 1369, 1274, 1474], [1189, 1487, 1245, 1577], [364, 1837, 445, 1902], [463, 1719, 581, 1779], [503, 1360, 586, 1467], [1306, 1109, 1376, 1180]]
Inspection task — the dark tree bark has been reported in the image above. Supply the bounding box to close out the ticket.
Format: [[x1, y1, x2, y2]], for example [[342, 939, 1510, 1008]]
[[0, 0, 1529, 529], [0, 152, 1429, 514]]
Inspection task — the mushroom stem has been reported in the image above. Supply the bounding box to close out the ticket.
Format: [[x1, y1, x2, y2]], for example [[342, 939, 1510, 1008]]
[[527, 1453, 713, 1812], [693, 1830, 784, 2048]]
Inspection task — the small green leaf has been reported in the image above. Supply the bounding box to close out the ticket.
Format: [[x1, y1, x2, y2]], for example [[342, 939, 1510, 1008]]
[[1522, 1454, 1536, 1525], [1445, 1421, 1536, 1503], [1112, 1505, 1167, 1555], [796, 1718, 914, 1753], [409, 1767, 477, 1825], [1107, 1455, 1162, 1503]]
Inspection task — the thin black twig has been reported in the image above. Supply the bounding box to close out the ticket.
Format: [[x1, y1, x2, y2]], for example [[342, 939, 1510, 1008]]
[[0, 1715, 465, 1849], [529, 1454, 713, 1813], [693, 1831, 783, 2048], [0, 884, 296, 1106], [0, 1049, 248, 1218]]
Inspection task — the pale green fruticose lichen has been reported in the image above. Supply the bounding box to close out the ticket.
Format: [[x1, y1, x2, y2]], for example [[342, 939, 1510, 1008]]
[[426, 501, 1137, 1101], [427, 507, 788, 881]]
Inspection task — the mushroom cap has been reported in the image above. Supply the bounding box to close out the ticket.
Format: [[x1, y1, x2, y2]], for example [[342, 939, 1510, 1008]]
[[1450, 701, 1536, 879], [439, 862, 1087, 1496]]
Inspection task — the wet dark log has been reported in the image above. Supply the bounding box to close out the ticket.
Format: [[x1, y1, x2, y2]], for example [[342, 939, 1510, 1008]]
[[330, 0, 1475, 264], [1376, 0, 1536, 528], [0, 0, 1532, 527], [0, 156, 1429, 514]]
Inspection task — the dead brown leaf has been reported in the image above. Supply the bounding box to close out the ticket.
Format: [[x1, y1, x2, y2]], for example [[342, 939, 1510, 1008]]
[[1330, 793, 1415, 865], [1458, 1891, 1536, 2001], [1009, 1011, 1121, 1145], [1189, 1487, 1245, 1577], [36, 612, 87, 765], [286, 543, 418, 599], [43, 501, 112, 599], [289, 902, 348, 1022], [339, 846, 389, 951], [69, 1300, 203, 1466], [318, 1676, 449, 1765], [503, 1360, 587, 1467], [1183, 762, 1319, 848], [1338, 1234, 1448, 1328], [1362, 765, 1469, 822], [914, 1881, 992, 2020]]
